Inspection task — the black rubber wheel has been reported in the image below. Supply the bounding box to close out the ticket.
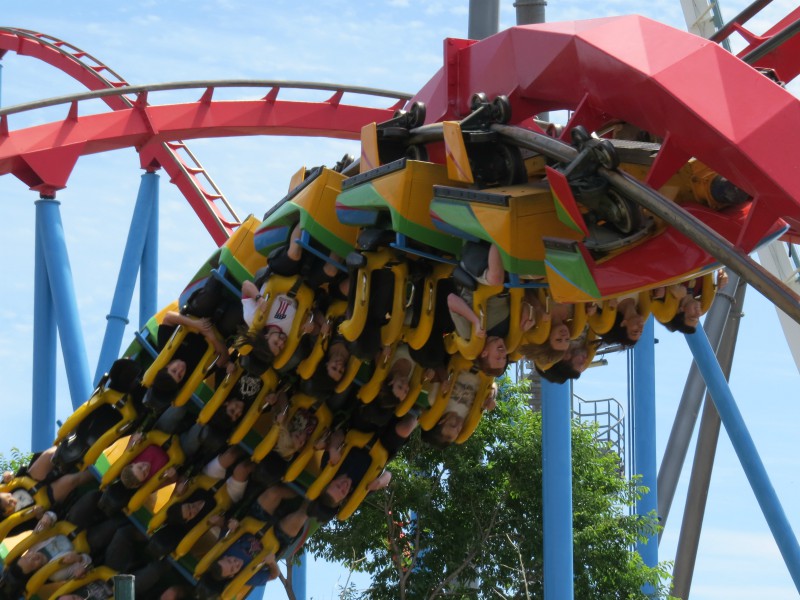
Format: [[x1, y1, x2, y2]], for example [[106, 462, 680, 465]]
[[594, 139, 620, 170], [605, 189, 643, 234], [470, 92, 488, 112], [496, 142, 527, 186], [492, 95, 511, 124], [408, 102, 426, 128], [571, 125, 590, 146]]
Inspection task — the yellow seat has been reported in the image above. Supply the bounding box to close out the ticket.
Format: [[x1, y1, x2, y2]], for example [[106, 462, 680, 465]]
[[582, 330, 600, 370], [380, 260, 410, 347], [358, 343, 424, 412], [698, 273, 716, 315], [5, 521, 86, 569], [569, 302, 588, 339], [25, 533, 90, 599], [522, 291, 588, 344], [197, 365, 278, 442], [335, 355, 363, 394], [650, 273, 715, 323], [0, 477, 51, 543], [197, 363, 244, 425], [419, 355, 491, 431], [338, 249, 407, 344], [54, 381, 135, 446], [305, 430, 389, 521], [402, 262, 454, 350], [394, 366, 426, 417], [456, 380, 496, 445], [220, 530, 280, 600], [587, 299, 618, 335], [172, 481, 237, 560], [245, 274, 315, 370], [126, 445, 185, 515], [99, 430, 180, 496], [504, 287, 528, 354], [254, 167, 356, 261], [147, 474, 220, 535], [523, 289, 553, 345], [296, 300, 347, 380], [649, 290, 679, 324], [250, 395, 332, 483], [192, 517, 274, 579], [286, 168, 357, 259], [356, 344, 398, 404], [141, 326, 219, 407], [306, 430, 372, 501], [78, 410, 140, 472], [46, 566, 117, 600], [444, 283, 506, 361], [227, 371, 281, 445], [337, 447, 390, 522], [53, 384, 140, 472]]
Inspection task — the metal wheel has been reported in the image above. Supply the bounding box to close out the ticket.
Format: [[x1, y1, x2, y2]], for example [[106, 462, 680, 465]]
[[594, 139, 620, 170], [491, 95, 511, 124], [603, 189, 643, 235], [408, 102, 426, 128], [470, 92, 488, 112]]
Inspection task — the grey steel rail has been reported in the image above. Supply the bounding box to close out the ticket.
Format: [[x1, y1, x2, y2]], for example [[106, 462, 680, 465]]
[[488, 123, 800, 327], [0, 80, 412, 117]]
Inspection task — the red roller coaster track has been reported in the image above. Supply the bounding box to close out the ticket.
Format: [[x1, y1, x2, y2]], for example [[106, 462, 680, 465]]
[[1, 15, 799, 300], [0, 28, 410, 245], [410, 15, 800, 251]]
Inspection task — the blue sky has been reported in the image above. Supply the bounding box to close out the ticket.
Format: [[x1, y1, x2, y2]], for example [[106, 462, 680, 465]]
[[0, 1, 798, 599]]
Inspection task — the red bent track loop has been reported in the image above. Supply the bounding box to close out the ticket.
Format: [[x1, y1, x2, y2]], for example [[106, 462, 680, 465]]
[[0, 28, 412, 244], [0, 28, 239, 243], [410, 15, 800, 252]]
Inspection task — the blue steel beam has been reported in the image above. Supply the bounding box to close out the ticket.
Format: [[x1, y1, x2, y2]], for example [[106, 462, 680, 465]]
[[94, 172, 156, 382], [254, 558, 307, 600], [633, 318, 658, 583], [140, 171, 159, 328], [685, 327, 800, 592], [293, 556, 307, 600], [35, 197, 92, 411], [542, 379, 574, 600], [32, 218, 57, 451]]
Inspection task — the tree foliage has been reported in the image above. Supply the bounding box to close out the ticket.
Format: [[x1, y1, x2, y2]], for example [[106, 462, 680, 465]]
[[0, 447, 32, 476], [306, 381, 673, 599]]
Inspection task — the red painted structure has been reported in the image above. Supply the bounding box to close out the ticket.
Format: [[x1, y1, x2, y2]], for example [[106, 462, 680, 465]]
[[1, 15, 799, 294], [0, 28, 245, 244], [411, 16, 800, 252]]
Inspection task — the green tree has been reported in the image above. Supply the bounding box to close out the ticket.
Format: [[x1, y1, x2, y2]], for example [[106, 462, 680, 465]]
[[0, 447, 32, 477], [307, 381, 673, 599]]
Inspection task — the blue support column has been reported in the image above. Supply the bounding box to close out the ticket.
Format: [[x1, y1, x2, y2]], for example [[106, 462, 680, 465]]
[[293, 553, 307, 599], [32, 222, 57, 451], [94, 173, 156, 382], [633, 317, 658, 574], [685, 327, 800, 592], [255, 556, 306, 600], [35, 197, 92, 410], [541, 379, 574, 600], [140, 171, 159, 327]]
